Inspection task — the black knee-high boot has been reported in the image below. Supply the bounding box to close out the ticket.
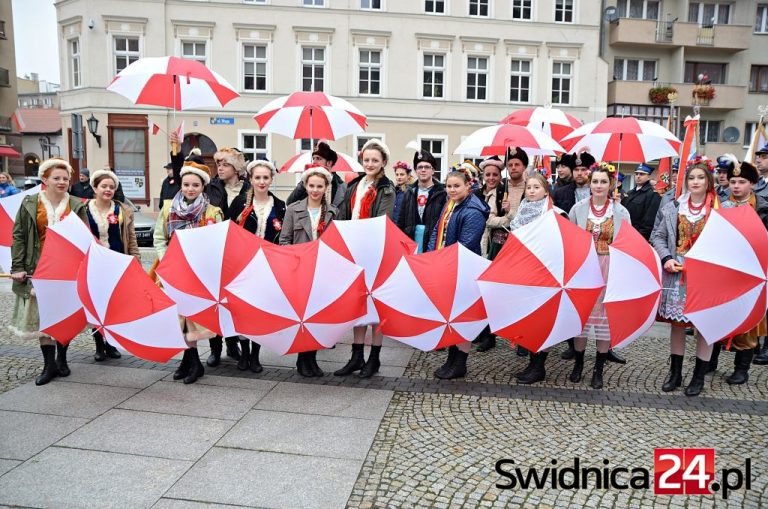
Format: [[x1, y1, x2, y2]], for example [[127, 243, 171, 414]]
[[184, 348, 204, 384], [207, 336, 222, 367], [569, 350, 585, 383], [518, 352, 548, 385], [334, 344, 365, 376], [93, 330, 106, 362], [173, 349, 191, 380], [56, 342, 70, 377], [296, 352, 313, 377], [225, 336, 241, 360], [561, 338, 575, 360], [250, 343, 263, 373], [35, 344, 59, 386], [662, 354, 684, 392], [707, 343, 722, 373], [358, 345, 381, 378], [590, 352, 607, 390], [684, 357, 709, 397], [237, 339, 250, 371], [308, 350, 324, 377], [435, 346, 458, 378]]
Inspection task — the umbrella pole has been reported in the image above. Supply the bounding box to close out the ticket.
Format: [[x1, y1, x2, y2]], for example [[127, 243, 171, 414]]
[[171, 75, 178, 156]]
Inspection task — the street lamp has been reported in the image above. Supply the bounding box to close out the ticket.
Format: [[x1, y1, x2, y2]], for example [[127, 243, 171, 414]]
[[86, 114, 102, 148], [39, 136, 48, 159]]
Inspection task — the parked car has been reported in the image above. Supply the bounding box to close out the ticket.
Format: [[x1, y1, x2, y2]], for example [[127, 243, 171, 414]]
[[13, 176, 42, 190], [124, 198, 156, 247]]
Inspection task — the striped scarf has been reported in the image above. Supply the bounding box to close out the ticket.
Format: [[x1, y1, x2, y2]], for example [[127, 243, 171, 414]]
[[435, 200, 456, 250]]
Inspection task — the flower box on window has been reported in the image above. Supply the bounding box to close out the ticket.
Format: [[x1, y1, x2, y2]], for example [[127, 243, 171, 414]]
[[648, 86, 677, 104]]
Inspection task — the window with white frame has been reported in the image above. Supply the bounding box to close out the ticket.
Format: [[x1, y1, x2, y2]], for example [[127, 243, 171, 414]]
[[243, 0, 268, 3], [181, 40, 207, 64], [356, 134, 385, 161], [358, 49, 382, 96], [241, 133, 269, 162], [512, 0, 532, 20], [425, 0, 445, 14], [555, 0, 574, 22], [613, 58, 656, 81], [469, 0, 489, 17], [303, 0, 325, 6], [299, 138, 319, 151], [419, 137, 446, 180], [243, 43, 267, 92], [757, 4, 768, 33], [114, 37, 140, 74], [744, 122, 767, 147], [301, 47, 325, 92], [616, 0, 660, 19], [688, 2, 730, 26], [691, 120, 721, 144], [466, 56, 488, 101], [361, 0, 381, 9], [751, 65, 768, 93], [423, 53, 445, 98], [552, 61, 572, 105], [510, 59, 531, 103], [69, 38, 81, 88]]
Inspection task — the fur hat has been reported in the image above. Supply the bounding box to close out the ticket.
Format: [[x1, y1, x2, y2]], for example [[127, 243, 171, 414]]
[[214, 148, 246, 176], [246, 159, 276, 176], [728, 161, 759, 184], [479, 155, 504, 171], [301, 164, 333, 186], [312, 141, 338, 165], [361, 138, 390, 163], [38, 158, 73, 179], [413, 149, 436, 170], [180, 161, 212, 185], [557, 153, 576, 171], [89, 169, 120, 187], [506, 147, 529, 168], [573, 152, 595, 169]]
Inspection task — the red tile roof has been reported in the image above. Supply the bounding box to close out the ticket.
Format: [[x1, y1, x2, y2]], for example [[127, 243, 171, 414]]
[[15, 108, 62, 134]]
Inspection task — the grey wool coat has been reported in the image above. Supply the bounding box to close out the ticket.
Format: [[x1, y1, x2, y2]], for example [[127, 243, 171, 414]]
[[279, 198, 338, 245]]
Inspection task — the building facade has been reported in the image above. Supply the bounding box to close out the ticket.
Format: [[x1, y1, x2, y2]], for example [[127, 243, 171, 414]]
[[0, 1, 21, 173], [55, 0, 608, 207], [604, 0, 768, 161]]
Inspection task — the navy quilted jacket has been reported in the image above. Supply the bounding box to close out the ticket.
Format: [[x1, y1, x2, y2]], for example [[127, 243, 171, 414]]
[[427, 193, 490, 255]]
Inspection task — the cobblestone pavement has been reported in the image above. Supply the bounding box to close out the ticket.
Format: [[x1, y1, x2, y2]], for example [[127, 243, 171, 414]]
[[1, 271, 765, 508]]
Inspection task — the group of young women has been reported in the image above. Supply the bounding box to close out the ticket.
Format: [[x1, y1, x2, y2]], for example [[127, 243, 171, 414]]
[[9, 142, 757, 397]]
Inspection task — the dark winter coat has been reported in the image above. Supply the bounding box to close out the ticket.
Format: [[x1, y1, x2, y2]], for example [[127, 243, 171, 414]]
[[396, 179, 447, 253], [427, 193, 490, 255], [286, 173, 347, 210], [621, 182, 662, 240], [228, 192, 286, 244], [552, 181, 579, 213], [337, 173, 395, 220]]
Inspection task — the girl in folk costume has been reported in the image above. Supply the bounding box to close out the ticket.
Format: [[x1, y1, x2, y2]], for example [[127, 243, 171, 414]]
[[229, 160, 286, 373], [650, 157, 717, 397], [568, 163, 632, 390], [713, 158, 768, 385], [86, 169, 140, 362], [392, 160, 415, 224], [510, 173, 572, 384], [280, 165, 337, 377], [335, 139, 396, 379], [10, 158, 88, 385], [427, 168, 490, 379], [154, 161, 223, 384]]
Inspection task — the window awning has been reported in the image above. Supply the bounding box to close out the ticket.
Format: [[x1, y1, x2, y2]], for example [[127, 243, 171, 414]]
[[0, 146, 21, 158]]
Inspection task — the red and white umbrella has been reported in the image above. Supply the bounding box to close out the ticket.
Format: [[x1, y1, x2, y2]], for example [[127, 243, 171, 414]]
[[477, 211, 605, 352], [373, 243, 489, 351], [0, 185, 41, 272], [107, 56, 239, 110], [225, 240, 367, 355], [454, 124, 565, 157], [155, 220, 263, 338], [77, 243, 187, 362], [684, 206, 768, 344], [320, 216, 417, 325], [604, 224, 662, 349], [500, 107, 582, 143], [561, 117, 681, 163], [280, 151, 363, 174], [31, 213, 93, 344], [254, 91, 367, 141]]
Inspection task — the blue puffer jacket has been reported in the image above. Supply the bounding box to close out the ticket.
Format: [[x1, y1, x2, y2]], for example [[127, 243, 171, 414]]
[[427, 193, 490, 255]]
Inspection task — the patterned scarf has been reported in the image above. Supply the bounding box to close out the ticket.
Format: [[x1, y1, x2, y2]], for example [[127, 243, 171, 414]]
[[435, 200, 456, 250], [168, 192, 209, 236], [509, 198, 548, 231]]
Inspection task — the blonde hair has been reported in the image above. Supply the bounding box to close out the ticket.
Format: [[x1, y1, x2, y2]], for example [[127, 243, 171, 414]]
[[525, 173, 551, 195]]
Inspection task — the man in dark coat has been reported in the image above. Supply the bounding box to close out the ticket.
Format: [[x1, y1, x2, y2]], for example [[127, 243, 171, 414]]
[[159, 162, 180, 204], [286, 141, 347, 209], [396, 149, 447, 253], [553, 152, 595, 213], [70, 168, 94, 199], [621, 163, 662, 240]]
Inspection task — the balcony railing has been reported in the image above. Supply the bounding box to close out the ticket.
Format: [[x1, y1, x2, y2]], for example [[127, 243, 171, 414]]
[[610, 18, 751, 51], [608, 81, 746, 110]]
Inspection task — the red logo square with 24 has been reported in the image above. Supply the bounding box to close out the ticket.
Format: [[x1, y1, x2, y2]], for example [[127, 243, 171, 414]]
[[654, 448, 716, 495]]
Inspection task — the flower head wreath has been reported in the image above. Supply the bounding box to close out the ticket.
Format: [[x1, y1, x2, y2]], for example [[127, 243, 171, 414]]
[[589, 161, 616, 176]]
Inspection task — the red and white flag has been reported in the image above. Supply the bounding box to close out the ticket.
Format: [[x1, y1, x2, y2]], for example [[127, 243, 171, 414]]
[[173, 121, 185, 141], [148, 118, 161, 135], [10, 109, 25, 132]]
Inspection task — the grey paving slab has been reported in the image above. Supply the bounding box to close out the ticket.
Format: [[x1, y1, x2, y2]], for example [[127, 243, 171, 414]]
[[63, 362, 169, 389], [153, 500, 247, 509], [117, 381, 270, 420], [166, 447, 361, 509], [254, 382, 393, 420], [162, 373, 277, 392], [58, 408, 234, 461], [219, 409, 379, 460], [0, 459, 20, 476], [0, 381, 139, 418], [0, 447, 191, 509], [256, 349, 405, 376], [0, 410, 88, 460], [315, 345, 414, 367]]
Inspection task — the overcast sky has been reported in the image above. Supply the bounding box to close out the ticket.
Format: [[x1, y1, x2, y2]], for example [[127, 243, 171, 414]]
[[13, 0, 60, 83]]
